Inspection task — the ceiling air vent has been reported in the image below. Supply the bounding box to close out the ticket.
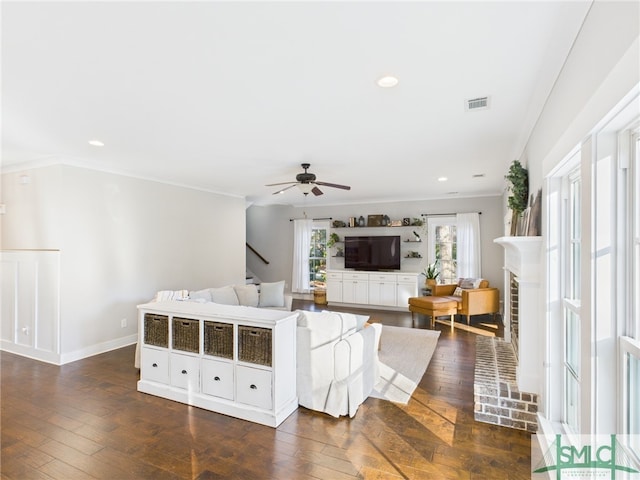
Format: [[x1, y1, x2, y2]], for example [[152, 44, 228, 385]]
[[465, 96, 490, 111]]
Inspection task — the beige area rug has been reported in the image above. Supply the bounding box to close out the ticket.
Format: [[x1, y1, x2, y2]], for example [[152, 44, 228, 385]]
[[370, 325, 441, 404]]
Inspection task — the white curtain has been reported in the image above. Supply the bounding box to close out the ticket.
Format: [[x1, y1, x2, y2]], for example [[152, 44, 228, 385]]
[[456, 213, 481, 278], [292, 218, 313, 293]]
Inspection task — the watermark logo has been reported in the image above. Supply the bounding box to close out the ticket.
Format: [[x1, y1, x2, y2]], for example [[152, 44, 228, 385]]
[[532, 434, 640, 479]]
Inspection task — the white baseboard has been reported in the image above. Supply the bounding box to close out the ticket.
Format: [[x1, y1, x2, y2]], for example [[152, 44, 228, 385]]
[[2, 334, 138, 365], [60, 334, 138, 365], [1, 341, 62, 365]]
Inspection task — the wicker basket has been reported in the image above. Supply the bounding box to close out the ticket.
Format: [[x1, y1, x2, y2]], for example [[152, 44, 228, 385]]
[[238, 326, 272, 367], [144, 314, 169, 347], [204, 321, 234, 359], [172, 317, 200, 353]]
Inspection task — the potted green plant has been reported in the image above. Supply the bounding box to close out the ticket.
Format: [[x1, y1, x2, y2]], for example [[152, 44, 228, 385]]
[[327, 232, 340, 248], [422, 263, 440, 290], [505, 160, 529, 235]]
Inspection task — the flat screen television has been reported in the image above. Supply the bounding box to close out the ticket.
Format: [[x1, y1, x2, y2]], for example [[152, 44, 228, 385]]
[[344, 235, 401, 271]]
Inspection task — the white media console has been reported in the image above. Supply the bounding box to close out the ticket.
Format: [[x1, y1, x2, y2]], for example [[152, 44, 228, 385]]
[[326, 270, 419, 310]]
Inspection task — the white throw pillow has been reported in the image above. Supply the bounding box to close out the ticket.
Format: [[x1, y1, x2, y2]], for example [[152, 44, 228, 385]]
[[210, 286, 239, 305], [234, 284, 259, 307], [459, 277, 484, 289], [189, 288, 213, 302], [458, 278, 476, 289], [259, 281, 285, 308]]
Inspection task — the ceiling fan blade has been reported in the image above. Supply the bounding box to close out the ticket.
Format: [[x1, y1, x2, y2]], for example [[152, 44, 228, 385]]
[[315, 181, 351, 190], [272, 184, 297, 195], [265, 181, 296, 187], [311, 186, 324, 196]]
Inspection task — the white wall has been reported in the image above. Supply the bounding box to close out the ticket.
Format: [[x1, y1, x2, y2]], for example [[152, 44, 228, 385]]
[[1, 164, 246, 362], [523, 0, 640, 192], [247, 195, 504, 296]]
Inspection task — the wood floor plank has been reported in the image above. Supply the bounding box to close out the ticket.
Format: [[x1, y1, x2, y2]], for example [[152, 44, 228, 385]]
[[1, 301, 532, 479]]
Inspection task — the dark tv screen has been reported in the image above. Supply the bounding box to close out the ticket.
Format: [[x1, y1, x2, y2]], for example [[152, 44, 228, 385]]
[[344, 236, 401, 271]]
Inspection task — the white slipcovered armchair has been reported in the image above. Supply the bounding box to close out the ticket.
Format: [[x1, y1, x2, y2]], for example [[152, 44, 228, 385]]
[[296, 310, 381, 418]]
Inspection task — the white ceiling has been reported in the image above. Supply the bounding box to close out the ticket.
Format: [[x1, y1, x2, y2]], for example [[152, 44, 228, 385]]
[[1, 1, 592, 207]]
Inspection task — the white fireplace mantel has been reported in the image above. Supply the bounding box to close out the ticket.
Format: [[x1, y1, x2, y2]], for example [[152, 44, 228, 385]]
[[494, 235, 543, 394], [494, 236, 543, 283]]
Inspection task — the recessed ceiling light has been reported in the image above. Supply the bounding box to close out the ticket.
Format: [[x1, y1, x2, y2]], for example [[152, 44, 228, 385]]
[[377, 75, 399, 88], [438, 176, 448, 182], [88, 140, 104, 147]]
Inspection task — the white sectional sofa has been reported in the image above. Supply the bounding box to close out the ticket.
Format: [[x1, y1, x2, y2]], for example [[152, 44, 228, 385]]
[[158, 281, 293, 311]]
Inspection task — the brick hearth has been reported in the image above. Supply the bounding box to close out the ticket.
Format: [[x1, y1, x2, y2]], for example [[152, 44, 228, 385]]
[[474, 336, 538, 432]]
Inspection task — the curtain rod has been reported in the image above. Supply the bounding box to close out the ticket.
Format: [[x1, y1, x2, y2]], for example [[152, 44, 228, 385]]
[[289, 217, 333, 221], [420, 212, 482, 216]]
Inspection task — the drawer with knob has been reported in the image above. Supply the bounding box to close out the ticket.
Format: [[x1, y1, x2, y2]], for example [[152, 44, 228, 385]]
[[201, 358, 234, 400], [141, 347, 169, 384], [170, 353, 200, 391], [236, 365, 272, 410]]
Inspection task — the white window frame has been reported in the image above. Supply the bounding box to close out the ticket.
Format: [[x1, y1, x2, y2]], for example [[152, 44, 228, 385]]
[[309, 221, 329, 290], [563, 166, 582, 433], [427, 216, 457, 284], [618, 126, 640, 435]]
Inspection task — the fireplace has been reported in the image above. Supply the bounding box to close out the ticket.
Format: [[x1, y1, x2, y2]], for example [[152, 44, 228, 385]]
[[494, 236, 542, 393], [472, 236, 542, 432]]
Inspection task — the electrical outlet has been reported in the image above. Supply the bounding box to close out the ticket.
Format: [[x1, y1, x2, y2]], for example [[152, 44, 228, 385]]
[[121, 318, 127, 328]]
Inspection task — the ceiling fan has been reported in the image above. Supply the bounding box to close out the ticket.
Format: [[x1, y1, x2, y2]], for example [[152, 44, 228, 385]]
[[266, 163, 351, 196]]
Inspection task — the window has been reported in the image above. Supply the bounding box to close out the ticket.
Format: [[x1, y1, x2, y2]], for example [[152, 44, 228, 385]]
[[620, 129, 640, 439], [563, 167, 582, 433], [633, 133, 640, 339], [546, 97, 640, 437], [427, 216, 457, 284], [309, 224, 327, 289]]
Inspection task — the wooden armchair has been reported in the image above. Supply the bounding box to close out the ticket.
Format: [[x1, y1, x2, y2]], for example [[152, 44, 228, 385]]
[[432, 280, 500, 325]]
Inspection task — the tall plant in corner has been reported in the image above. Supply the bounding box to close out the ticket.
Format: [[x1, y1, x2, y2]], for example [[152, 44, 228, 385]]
[[505, 160, 529, 235]]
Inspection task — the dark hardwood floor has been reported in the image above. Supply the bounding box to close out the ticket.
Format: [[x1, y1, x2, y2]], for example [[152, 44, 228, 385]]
[[1, 301, 532, 479]]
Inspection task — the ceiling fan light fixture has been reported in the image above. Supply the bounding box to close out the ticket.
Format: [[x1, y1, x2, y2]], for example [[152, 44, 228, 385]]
[[377, 75, 399, 88], [297, 183, 314, 195]]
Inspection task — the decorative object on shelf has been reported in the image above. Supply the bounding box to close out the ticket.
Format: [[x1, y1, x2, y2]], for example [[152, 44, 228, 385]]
[[332, 220, 346, 228], [349, 217, 356, 227], [505, 159, 529, 236], [390, 220, 403, 227], [527, 189, 542, 236], [327, 233, 340, 248], [358, 216, 365, 227], [406, 251, 421, 258], [411, 217, 424, 226], [422, 263, 440, 290], [412, 231, 421, 241], [402, 218, 410, 226], [336, 247, 344, 257], [367, 214, 384, 226], [383, 215, 390, 226]]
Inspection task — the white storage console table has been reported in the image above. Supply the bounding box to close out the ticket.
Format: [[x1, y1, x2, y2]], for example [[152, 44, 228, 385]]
[[137, 301, 298, 428]]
